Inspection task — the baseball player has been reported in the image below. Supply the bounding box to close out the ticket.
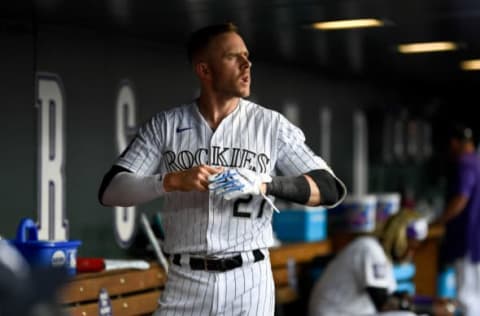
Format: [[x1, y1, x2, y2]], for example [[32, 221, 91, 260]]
[[434, 124, 480, 316], [98, 22, 346, 316], [308, 209, 454, 316], [0, 240, 67, 316]]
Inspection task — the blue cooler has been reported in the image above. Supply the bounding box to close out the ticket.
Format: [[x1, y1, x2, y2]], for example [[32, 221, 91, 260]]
[[395, 281, 416, 295], [393, 263, 416, 295], [393, 262, 416, 281], [437, 266, 457, 299], [273, 207, 327, 242], [10, 218, 81, 276]]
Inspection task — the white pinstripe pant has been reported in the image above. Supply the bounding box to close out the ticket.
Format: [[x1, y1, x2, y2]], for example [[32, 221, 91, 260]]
[[455, 256, 480, 316], [153, 253, 275, 316]]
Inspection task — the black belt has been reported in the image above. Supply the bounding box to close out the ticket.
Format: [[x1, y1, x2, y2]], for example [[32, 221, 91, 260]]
[[171, 249, 265, 272]]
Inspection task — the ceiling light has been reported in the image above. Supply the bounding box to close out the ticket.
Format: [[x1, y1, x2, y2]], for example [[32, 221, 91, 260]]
[[397, 42, 458, 54], [460, 59, 480, 71], [311, 19, 384, 30]]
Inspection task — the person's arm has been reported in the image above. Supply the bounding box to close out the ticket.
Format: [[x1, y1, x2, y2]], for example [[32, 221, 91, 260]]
[[99, 166, 164, 207], [368, 291, 457, 314], [435, 160, 474, 225], [163, 165, 223, 192], [366, 286, 390, 311], [436, 194, 469, 225], [272, 114, 347, 207], [262, 169, 342, 206], [99, 114, 166, 207], [99, 165, 222, 207], [368, 290, 414, 312], [361, 240, 399, 312], [98, 110, 225, 207]]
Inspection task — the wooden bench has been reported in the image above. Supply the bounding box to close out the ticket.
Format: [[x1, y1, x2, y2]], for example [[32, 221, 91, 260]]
[[270, 240, 332, 304], [61, 263, 166, 316], [60, 239, 332, 315]]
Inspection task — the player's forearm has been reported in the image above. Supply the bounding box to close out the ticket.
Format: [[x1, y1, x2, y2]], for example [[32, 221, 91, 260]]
[[304, 175, 321, 206], [163, 171, 194, 192], [438, 194, 469, 224], [263, 176, 319, 205], [305, 169, 346, 207], [163, 165, 222, 192], [265, 169, 345, 207], [101, 172, 164, 207], [163, 172, 181, 192]]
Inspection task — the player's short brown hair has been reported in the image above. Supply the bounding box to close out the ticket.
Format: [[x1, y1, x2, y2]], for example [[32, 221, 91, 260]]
[[448, 123, 474, 142], [187, 22, 239, 64]]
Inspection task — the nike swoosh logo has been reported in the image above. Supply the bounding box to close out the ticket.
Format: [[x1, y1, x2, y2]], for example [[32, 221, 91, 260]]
[[176, 127, 193, 133]]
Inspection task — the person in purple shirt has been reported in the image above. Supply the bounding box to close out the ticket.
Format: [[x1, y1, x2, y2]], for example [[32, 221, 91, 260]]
[[435, 123, 480, 316]]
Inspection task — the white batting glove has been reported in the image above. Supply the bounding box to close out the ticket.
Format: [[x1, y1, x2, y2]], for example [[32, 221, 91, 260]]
[[208, 168, 272, 200]]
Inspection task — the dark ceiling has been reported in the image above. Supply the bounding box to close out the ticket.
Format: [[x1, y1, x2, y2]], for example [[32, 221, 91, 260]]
[[2, 0, 480, 84]]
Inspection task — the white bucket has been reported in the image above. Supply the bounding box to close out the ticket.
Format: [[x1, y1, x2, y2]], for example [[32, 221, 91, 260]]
[[375, 193, 401, 224], [330, 194, 377, 233]]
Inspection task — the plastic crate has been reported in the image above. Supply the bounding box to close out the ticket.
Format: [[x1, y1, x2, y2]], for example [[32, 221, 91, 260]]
[[272, 207, 327, 242]]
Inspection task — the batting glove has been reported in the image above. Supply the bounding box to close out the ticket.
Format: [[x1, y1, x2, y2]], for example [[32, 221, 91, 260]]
[[208, 168, 271, 200]]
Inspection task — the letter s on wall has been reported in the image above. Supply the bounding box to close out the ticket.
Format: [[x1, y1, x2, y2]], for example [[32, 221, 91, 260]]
[[114, 81, 138, 248]]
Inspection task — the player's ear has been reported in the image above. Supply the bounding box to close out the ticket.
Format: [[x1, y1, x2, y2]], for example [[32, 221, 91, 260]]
[[195, 62, 211, 80]]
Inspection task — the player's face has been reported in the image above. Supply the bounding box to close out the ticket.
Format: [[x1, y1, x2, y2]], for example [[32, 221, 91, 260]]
[[448, 138, 462, 158], [206, 32, 251, 98]]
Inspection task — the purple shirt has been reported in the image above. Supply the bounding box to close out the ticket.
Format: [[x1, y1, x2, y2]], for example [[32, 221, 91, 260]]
[[443, 152, 480, 263]]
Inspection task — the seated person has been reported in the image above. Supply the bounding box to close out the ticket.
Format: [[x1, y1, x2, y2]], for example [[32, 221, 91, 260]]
[[0, 240, 67, 316], [308, 209, 453, 316]]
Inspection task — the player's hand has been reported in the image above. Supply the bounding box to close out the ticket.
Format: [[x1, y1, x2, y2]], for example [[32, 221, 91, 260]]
[[432, 298, 457, 316], [164, 165, 223, 192], [208, 168, 272, 200]]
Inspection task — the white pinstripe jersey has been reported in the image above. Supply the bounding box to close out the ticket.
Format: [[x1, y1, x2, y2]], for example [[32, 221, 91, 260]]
[[116, 98, 340, 255]]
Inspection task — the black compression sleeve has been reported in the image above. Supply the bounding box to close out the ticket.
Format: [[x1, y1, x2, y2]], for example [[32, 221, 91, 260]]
[[306, 169, 340, 205], [366, 286, 389, 312], [98, 165, 132, 205], [265, 175, 310, 204]]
